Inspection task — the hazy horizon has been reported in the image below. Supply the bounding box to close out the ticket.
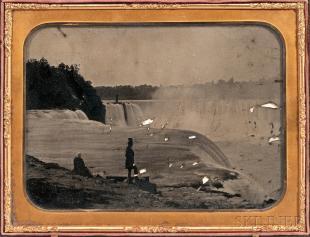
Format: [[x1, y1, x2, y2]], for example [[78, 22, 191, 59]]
[[26, 24, 283, 86]]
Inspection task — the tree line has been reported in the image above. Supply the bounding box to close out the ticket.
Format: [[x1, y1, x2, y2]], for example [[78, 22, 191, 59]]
[[95, 84, 159, 100], [26, 58, 106, 123]]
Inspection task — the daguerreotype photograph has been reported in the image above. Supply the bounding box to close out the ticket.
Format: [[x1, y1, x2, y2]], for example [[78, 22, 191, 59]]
[[24, 24, 285, 210]]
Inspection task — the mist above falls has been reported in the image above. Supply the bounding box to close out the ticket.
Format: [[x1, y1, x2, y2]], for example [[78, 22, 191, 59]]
[[138, 82, 283, 141]]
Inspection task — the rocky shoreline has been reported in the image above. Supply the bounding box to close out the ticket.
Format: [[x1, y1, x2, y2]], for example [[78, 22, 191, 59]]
[[26, 155, 272, 210]]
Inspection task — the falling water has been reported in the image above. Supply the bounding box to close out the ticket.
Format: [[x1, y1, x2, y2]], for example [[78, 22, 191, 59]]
[[134, 99, 282, 140], [104, 103, 127, 126], [27, 110, 89, 120], [124, 103, 144, 126]]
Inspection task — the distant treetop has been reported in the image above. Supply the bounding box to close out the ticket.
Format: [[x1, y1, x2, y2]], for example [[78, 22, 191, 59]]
[[26, 58, 106, 123]]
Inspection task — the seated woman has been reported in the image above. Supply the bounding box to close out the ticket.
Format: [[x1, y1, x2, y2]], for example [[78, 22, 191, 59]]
[[72, 152, 92, 178]]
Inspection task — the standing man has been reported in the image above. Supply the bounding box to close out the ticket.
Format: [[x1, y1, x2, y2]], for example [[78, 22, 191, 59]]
[[125, 138, 138, 183]]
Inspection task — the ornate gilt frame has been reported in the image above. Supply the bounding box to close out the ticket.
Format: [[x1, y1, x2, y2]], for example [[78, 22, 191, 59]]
[[0, 0, 309, 235]]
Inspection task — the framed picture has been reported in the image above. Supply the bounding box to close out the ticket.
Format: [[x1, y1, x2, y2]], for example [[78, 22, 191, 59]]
[[0, 0, 309, 235]]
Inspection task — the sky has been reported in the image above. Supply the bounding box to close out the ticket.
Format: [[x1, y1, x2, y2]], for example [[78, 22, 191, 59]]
[[26, 24, 282, 86]]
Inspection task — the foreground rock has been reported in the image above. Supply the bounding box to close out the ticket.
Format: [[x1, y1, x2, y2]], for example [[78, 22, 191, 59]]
[[26, 155, 269, 210]]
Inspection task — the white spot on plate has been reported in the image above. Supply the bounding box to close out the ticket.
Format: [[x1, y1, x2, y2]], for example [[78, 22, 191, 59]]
[[188, 135, 196, 140], [142, 119, 154, 126], [139, 169, 147, 174], [249, 106, 255, 113], [192, 162, 199, 166], [260, 102, 278, 109], [180, 164, 184, 169], [164, 137, 169, 142], [202, 176, 209, 184], [169, 163, 173, 168], [268, 136, 280, 143]]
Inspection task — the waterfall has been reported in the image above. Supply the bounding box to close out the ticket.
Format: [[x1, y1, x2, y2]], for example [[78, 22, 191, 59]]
[[123, 103, 144, 126], [104, 103, 127, 127], [75, 110, 89, 120], [27, 110, 89, 120], [103, 101, 144, 127], [137, 99, 281, 140]]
